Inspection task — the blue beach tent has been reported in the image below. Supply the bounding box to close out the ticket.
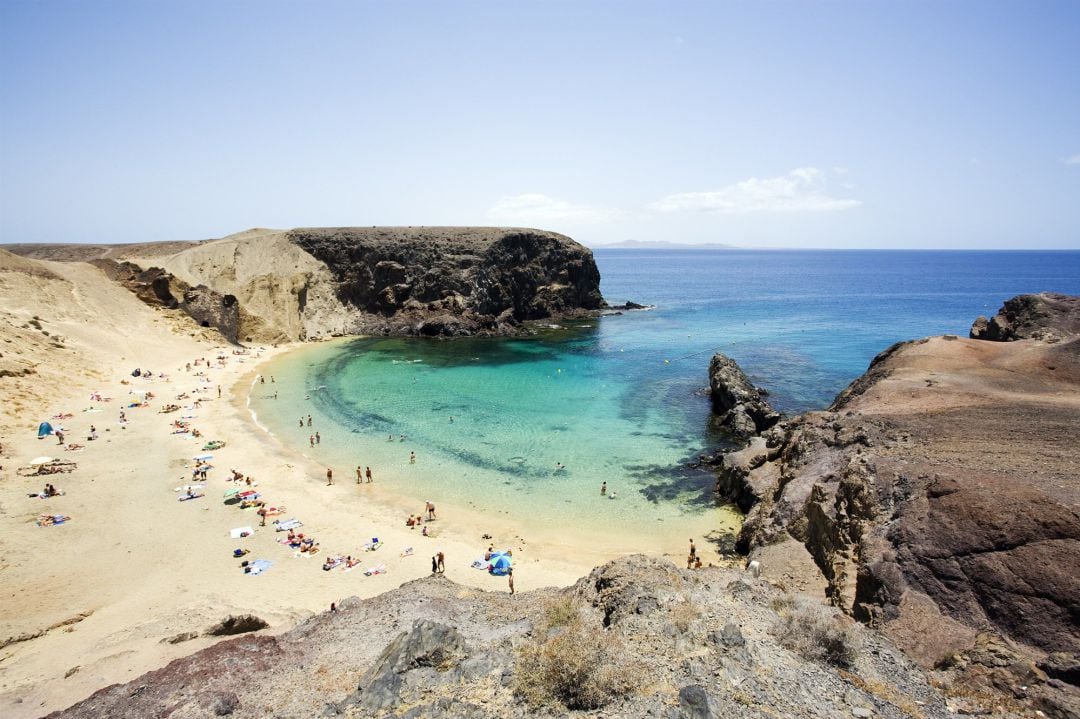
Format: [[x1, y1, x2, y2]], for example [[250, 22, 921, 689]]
[[37, 421, 54, 438], [488, 552, 512, 576]]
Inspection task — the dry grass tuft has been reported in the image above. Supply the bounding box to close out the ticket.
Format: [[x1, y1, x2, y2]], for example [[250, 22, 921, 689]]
[[775, 598, 861, 669]]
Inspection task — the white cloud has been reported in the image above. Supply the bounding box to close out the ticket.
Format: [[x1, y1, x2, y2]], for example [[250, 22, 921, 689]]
[[486, 193, 620, 225], [1063, 153, 1080, 165], [649, 167, 861, 214]]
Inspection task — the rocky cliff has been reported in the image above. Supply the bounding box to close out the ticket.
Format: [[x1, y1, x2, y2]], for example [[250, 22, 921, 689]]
[[6, 227, 605, 343], [48, 556, 955, 719], [710, 297, 1080, 718], [970, 292, 1080, 343]]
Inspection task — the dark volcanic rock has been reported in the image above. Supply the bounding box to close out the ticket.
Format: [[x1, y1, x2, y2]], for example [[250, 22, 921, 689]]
[[288, 227, 603, 337], [352, 620, 469, 711], [204, 614, 269, 637], [708, 353, 780, 439], [181, 286, 242, 344], [970, 292, 1080, 342]]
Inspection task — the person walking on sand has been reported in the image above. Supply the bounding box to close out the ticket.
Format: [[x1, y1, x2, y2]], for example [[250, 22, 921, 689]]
[[356, 466, 362, 484], [436, 551, 445, 573], [508, 568, 515, 595], [56, 430, 64, 445], [326, 468, 333, 485], [689, 538, 697, 560], [366, 466, 373, 483], [426, 501, 436, 520]]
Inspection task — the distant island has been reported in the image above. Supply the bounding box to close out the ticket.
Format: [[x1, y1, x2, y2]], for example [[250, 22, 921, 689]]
[[592, 239, 736, 249]]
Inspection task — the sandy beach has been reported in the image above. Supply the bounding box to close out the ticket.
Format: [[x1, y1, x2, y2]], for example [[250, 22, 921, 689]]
[[0, 254, 690, 717]]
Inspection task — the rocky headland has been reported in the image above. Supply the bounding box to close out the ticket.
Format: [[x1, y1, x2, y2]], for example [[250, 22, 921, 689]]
[[710, 293, 1080, 718], [7, 226, 605, 342]]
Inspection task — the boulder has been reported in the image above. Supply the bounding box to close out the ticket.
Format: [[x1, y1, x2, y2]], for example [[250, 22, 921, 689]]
[[355, 620, 468, 711], [708, 353, 780, 439]]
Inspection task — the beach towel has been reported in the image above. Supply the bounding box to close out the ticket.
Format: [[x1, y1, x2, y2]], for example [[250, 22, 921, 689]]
[[230, 526, 254, 539], [363, 563, 386, 576], [247, 559, 273, 576], [471, 560, 491, 570], [178, 493, 204, 501], [274, 518, 302, 531], [174, 484, 205, 492]]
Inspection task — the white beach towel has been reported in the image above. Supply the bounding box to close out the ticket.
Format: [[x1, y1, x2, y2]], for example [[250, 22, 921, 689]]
[[230, 526, 254, 539]]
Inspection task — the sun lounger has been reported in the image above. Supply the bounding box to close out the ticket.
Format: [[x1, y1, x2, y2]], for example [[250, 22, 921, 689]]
[[363, 563, 386, 576]]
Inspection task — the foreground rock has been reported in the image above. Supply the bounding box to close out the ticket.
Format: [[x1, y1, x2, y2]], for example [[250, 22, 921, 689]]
[[48, 556, 954, 719], [7, 226, 604, 342], [709, 353, 781, 438], [713, 296, 1080, 718]]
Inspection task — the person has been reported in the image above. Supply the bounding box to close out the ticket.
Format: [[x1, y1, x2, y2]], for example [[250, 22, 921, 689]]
[[689, 538, 697, 560], [422, 525, 429, 537], [449, 416, 454, 423], [436, 551, 445, 573], [307, 415, 312, 427], [425, 501, 436, 520], [687, 554, 694, 569], [484, 545, 494, 561], [217, 386, 221, 398], [326, 467, 333, 485], [260, 375, 265, 384], [309, 435, 315, 447], [365, 466, 373, 483], [409, 451, 415, 464], [299, 418, 304, 428], [356, 466, 362, 484], [600, 481, 607, 496], [431, 556, 438, 573], [330, 602, 337, 612], [508, 568, 515, 595], [89, 425, 98, 440], [271, 376, 275, 383], [315, 431, 321, 445], [258, 507, 267, 527], [694, 557, 703, 569], [56, 430, 65, 445]]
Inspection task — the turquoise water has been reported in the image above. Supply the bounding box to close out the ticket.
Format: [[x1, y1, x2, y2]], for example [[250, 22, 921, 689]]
[[249, 250, 1080, 549]]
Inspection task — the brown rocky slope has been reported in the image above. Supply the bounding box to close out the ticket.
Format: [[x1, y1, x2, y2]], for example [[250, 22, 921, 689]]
[[713, 294, 1080, 717]]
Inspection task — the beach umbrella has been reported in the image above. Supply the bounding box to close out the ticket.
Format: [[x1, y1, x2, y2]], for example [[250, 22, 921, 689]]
[[194, 454, 213, 461], [29, 456, 54, 466], [489, 553, 512, 576], [223, 488, 240, 497]]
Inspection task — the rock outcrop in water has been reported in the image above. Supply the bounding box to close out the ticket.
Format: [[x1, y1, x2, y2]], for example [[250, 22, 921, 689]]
[[708, 353, 781, 438], [7, 227, 604, 343], [47, 556, 954, 719], [710, 294, 1080, 718]]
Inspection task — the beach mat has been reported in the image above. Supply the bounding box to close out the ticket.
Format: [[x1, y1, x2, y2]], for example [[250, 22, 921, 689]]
[[230, 526, 254, 539]]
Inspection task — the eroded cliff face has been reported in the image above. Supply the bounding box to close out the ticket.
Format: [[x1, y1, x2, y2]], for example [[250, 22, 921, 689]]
[[287, 226, 604, 337], [709, 300, 1080, 718], [7, 227, 605, 343]]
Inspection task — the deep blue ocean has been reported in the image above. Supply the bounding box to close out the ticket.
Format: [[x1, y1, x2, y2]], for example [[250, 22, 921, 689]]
[[250, 250, 1080, 552]]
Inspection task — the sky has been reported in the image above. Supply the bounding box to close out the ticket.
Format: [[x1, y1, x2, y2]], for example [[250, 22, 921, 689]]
[[1, 1, 1078, 249]]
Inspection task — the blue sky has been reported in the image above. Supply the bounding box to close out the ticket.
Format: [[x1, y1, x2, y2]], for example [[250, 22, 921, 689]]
[[1, 1, 1078, 248]]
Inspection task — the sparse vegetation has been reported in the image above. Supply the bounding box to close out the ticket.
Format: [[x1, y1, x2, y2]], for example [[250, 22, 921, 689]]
[[670, 599, 700, 633], [540, 596, 579, 629], [775, 598, 860, 669], [514, 612, 636, 710]]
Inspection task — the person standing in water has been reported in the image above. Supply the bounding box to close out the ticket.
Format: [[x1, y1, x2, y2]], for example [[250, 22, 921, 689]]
[[365, 466, 373, 483], [601, 481, 607, 496]]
